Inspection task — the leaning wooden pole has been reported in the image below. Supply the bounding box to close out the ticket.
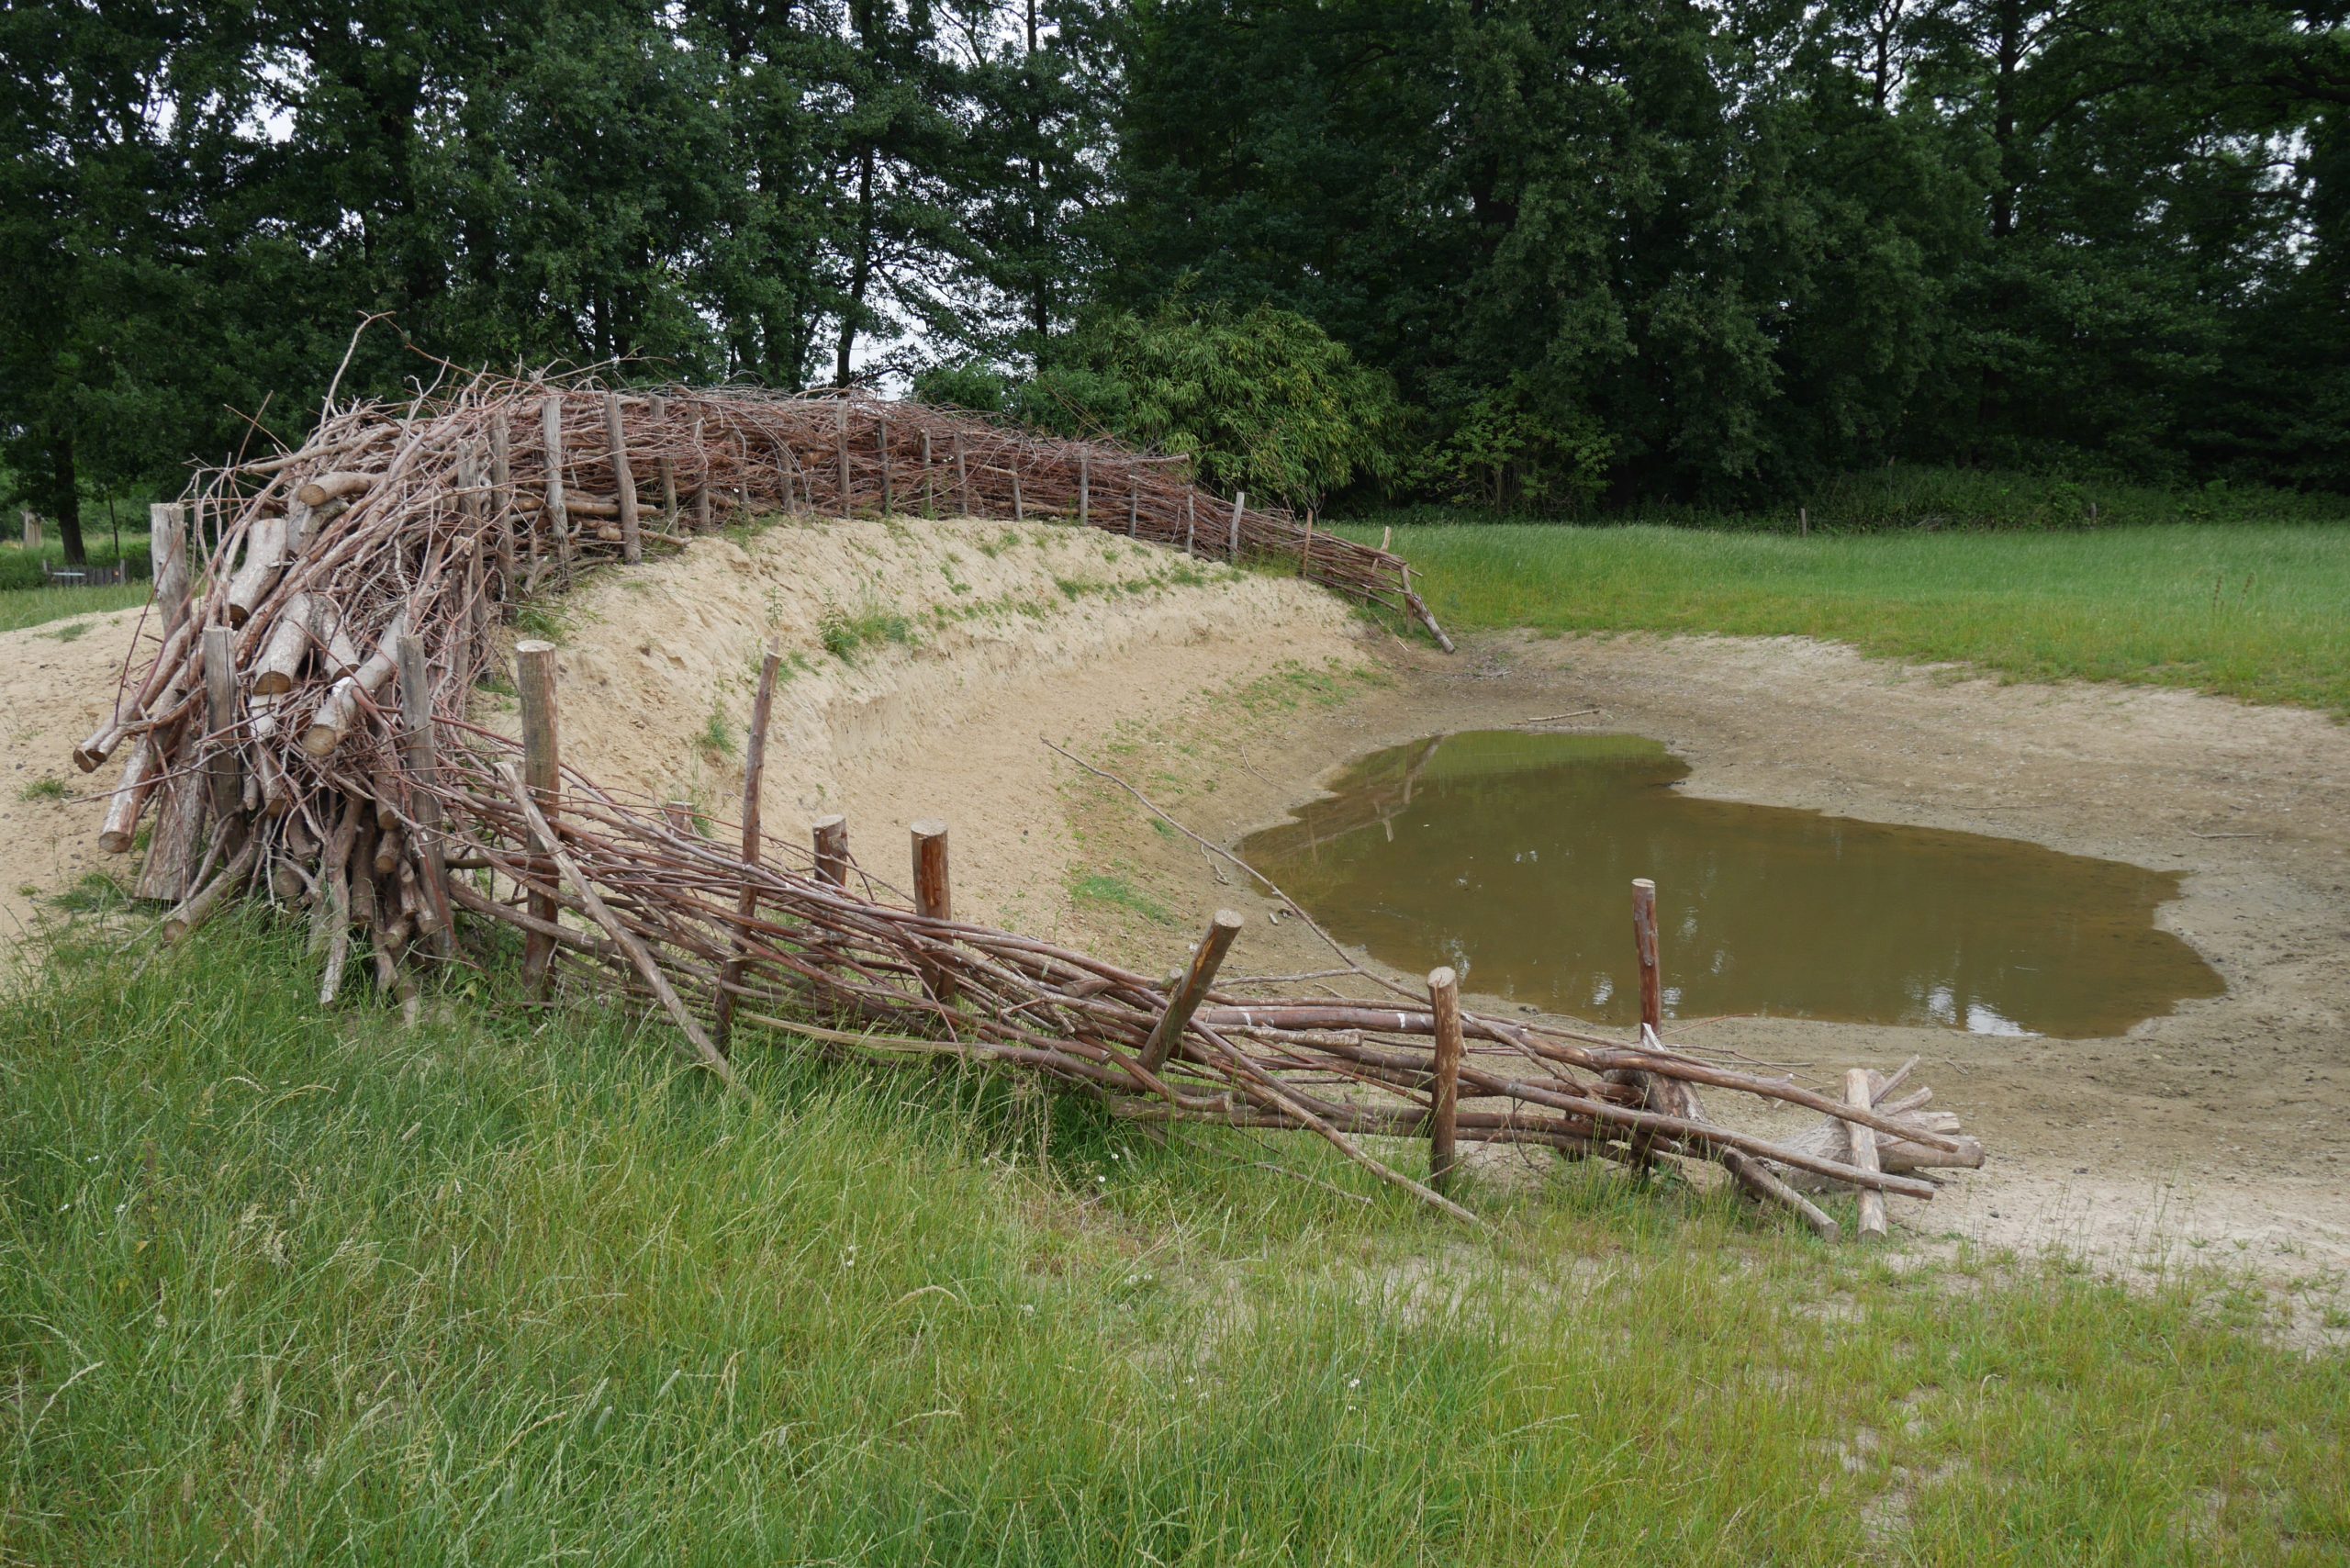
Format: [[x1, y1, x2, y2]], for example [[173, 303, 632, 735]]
[[713, 644, 782, 1051], [1138, 909, 1245, 1073], [515, 640, 562, 996]]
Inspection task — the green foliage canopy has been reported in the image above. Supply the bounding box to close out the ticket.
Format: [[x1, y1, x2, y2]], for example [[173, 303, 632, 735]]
[[1015, 304, 1404, 510]]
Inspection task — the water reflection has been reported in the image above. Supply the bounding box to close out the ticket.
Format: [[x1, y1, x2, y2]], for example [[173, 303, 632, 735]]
[[1237, 732, 2223, 1037]]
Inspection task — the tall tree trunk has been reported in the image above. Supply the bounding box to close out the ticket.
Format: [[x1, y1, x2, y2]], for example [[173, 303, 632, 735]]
[[50, 437, 84, 566], [834, 144, 877, 386]]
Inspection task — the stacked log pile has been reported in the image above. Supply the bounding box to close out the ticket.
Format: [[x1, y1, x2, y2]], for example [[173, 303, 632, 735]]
[[73, 372, 1974, 1234]]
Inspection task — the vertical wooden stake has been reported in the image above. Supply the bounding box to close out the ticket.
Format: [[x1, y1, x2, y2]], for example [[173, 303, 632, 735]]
[[542, 396, 573, 589], [1427, 965, 1464, 1193], [1380, 524, 1392, 553], [1632, 878, 1662, 1036], [649, 394, 676, 530], [812, 813, 850, 888], [516, 639, 562, 996], [1011, 469, 1024, 522], [1799, 506, 1809, 538], [877, 417, 892, 515], [1844, 1068, 1888, 1240], [922, 431, 935, 518], [714, 644, 782, 1052], [1140, 909, 1245, 1072], [1185, 494, 1196, 554], [910, 819, 955, 1003], [1127, 475, 1138, 537], [1228, 491, 1246, 562], [1077, 451, 1089, 525], [1300, 512, 1315, 577], [22, 510, 41, 553], [201, 626, 246, 864], [836, 400, 853, 518], [603, 390, 642, 564], [396, 631, 453, 956], [152, 502, 189, 638], [953, 433, 969, 515]]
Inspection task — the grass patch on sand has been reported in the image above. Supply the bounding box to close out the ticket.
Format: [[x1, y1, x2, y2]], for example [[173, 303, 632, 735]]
[[1347, 521, 2350, 717], [2, 913, 2344, 1563]]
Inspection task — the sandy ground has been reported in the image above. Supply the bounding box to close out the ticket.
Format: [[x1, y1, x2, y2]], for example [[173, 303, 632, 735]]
[[12, 524, 2347, 1322], [0, 606, 147, 943]]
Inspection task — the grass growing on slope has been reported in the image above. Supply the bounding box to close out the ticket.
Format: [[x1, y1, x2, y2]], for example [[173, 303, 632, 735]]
[[2, 913, 2344, 1563], [1348, 521, 2350, 717]]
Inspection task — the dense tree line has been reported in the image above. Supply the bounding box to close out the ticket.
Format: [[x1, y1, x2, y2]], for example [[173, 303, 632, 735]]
[[5, 1, 2347, 558]]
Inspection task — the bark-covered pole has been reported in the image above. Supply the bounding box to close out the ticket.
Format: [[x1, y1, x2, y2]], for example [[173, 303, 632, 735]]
[[1427, 965, 1464, 1193], [714, 644, 783, 1051], [516, 639, 562, 996], [603, 390, 642, 565]]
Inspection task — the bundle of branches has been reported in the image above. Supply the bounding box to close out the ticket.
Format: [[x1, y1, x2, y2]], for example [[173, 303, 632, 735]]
[[73, 368, 1972, 1237]]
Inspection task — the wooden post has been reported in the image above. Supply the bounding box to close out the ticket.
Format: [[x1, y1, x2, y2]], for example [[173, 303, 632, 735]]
[[542, 396, 572, 589], [516, 639, 562, 996], [1844, 1068, 1888, 1240], [652, 394, 677, 528], [1227, 491, 1246, 562], [1138, 910, 1245, 1072], [714, 644, 782, 1052], [910, 819, 954, 1003], [603, 390, 641, 565], [836, 400, 853, 518], [1077, 451, 1089, 525], [1300, 512, 1315, 577], [201, 626, 245, 865], [152, 502, 189, 638], [1127, 475, 1138, 537], [812, 813, 850, 887], [21, 510, 41, 552], [1380, 524, 1392, 553], [1427, 965, 1464, 1193], [1798, 506, 1808, 538], [1011, 469, 1024, 522], [877, 417, 892, 515], [1632, 878, 1662, 1035], [396, 631, 453, 956], [1185, 495, 1196, 555], [953, 433, 969, 515], [922, 431, 935, 518]]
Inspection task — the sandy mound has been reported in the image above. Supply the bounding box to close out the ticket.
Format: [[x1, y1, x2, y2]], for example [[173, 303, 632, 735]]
[[478, 516, 1371, 927]]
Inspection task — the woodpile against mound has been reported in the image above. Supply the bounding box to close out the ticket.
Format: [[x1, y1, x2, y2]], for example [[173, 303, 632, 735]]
[[73, 372, 1975, 1234]]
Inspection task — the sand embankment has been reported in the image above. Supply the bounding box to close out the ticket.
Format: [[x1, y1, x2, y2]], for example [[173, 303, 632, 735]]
[[478, 516, 1371, 930]]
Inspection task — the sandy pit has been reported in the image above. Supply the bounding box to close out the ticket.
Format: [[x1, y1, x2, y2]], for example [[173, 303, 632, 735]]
[[11, 518, 2347, 1319]]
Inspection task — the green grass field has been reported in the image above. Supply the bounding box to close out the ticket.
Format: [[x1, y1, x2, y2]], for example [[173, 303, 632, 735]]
[[3, 912, 2344, 1563], [1347, 521, 2350, 717]]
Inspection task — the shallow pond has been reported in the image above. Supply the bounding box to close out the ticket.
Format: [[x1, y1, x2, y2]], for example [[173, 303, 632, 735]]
[[1238, 731, 2223, 1037]]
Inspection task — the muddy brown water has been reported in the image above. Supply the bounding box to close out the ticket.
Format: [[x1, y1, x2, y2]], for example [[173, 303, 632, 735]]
[[1240, 731, 2225, 1038]]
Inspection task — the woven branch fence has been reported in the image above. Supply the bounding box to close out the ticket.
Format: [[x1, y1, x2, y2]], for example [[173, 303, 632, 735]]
[[73, 372, 1974, 1234]]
